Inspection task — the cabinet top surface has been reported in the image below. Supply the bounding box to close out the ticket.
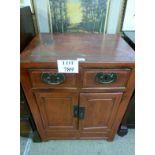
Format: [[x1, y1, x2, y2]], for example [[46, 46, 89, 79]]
[[20, 33, 135, 63]]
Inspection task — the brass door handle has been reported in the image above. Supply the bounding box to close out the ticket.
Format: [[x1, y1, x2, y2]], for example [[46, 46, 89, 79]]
[[79, 107, 85, 120], [73, 106, 85, 120], [73, 105, 78, 118]]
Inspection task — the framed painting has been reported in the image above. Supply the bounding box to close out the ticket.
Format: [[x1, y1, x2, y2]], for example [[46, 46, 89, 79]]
[[49, 0, 109, 33]]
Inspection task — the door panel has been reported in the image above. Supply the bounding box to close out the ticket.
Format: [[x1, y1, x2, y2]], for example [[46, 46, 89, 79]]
[[34, 92, 78, 131], [79, 93, 123, 132]]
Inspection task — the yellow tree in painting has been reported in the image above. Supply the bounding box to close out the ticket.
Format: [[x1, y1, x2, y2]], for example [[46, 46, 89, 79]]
[[67, 0, 82, 25], [49, 0, 108, 33]]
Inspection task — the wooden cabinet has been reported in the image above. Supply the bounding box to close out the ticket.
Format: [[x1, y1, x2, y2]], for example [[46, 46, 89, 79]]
[[20, 33, 135, 141]]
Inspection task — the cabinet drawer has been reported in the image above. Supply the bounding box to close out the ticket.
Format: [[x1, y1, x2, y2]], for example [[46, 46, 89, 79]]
[[82, 69, 131, 88], [29, 69, 77, 88]]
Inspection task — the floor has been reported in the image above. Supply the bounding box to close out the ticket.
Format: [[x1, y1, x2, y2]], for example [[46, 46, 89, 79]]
[[20, 129, 135, 155]]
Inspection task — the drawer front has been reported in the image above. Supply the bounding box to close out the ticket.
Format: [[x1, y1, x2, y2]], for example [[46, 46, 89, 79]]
[[82, 69, 131, 88], [29, 69, 77, 88]]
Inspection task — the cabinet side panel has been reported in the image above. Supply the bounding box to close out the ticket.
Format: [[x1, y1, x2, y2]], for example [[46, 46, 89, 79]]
[[20, 68, 46, 140], [108, 68, 135, 141]]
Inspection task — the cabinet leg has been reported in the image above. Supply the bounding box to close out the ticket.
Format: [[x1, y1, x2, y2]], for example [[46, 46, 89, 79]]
[[106, 133, 115, 141], [117, 125, 128, 137], [106, 137, 114, 142]]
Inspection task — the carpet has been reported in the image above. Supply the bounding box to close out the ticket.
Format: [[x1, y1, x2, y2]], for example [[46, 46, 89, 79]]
[[25, 129, 135, 155]]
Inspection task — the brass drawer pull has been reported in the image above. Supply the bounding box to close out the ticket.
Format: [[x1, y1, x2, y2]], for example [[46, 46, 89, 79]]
[[95, 72, 117, 84], [41, 73, 65, 85]]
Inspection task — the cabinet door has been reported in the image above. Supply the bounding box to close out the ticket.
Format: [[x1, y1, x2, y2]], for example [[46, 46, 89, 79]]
[[79, 93, 123, 132], [34, 92, 78, 131]]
